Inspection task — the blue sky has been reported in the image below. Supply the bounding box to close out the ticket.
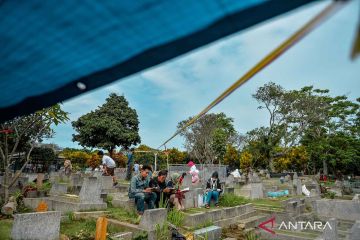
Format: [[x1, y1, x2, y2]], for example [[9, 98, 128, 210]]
[[45, 1, 360, 150]]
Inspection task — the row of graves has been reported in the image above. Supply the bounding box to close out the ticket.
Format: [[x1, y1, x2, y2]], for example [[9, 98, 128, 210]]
[[2, 165, 360, 240]]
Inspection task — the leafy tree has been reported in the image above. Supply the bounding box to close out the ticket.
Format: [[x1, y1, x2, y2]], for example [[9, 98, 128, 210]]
[[178, 113, 238, 164], [273, 146, 309, 172], [72, 93, 141, 156], [30, 147, 57, 164], [0, 104, 68, 201], [61, 149, 91, 169], [223, 145, 240, 170], [239, 151, 253, 175]]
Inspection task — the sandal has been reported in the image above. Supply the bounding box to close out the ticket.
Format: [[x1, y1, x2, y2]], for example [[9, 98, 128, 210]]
[[205, 204, 210, 209]]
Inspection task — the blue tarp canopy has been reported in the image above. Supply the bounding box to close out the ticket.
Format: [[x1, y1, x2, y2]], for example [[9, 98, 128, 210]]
[[0, 0, 315, 121]]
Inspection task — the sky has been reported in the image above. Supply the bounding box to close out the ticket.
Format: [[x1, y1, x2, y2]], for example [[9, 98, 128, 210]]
[[45, 0, 360, 151]]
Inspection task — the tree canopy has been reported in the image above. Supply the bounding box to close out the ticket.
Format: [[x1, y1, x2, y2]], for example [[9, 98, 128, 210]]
[[72, 93, 141, 154]]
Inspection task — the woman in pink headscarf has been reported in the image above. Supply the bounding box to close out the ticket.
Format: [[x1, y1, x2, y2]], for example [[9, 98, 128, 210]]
[[187, 161, 200, 184]]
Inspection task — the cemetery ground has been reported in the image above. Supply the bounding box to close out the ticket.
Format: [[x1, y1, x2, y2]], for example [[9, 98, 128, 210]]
[[1, 170, 360, 240]]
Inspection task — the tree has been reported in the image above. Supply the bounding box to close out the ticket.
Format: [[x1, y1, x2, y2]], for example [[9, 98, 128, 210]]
[[30, 146, 57, 165], [0, 104, 68, 201], [223, 145, 240, 170], [249, 82, 360, 174], [61, 149, 92, 169], [178, 113, 238, 164], [72, 93, 141, 155]]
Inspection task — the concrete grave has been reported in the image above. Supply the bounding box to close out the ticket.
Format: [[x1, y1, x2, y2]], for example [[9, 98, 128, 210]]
[[49, 182, 68, 196], [284, 174, 291, 182], [314, 199, 360, 221], [101, 176, 113, 190], [225, 175, 234, 187], [182, 174, 193, 188], [193, 225, 222, 240], [11, 211, 61, 240], [349, 220, 360, 240], [79, 177, 103, 204], [139, 208, 167, 231], [321, 218, 338, 240]]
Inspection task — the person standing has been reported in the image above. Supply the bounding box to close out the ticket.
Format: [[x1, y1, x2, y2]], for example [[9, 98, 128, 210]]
[[98, 150, 117, 186], [134, 161, 140, 175], [128, 165, 157, 215]]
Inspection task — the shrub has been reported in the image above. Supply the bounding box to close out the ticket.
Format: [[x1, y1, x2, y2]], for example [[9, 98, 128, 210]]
[[219, 194, 249, 207]]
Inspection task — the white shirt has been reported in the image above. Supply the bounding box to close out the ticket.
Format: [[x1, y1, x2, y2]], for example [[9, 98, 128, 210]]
[[102, 155, 116, 168]]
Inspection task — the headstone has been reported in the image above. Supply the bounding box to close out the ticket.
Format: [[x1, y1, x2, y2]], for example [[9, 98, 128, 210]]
[[193, 225, 222, 240], [49, 172, 60, 183], [293, 172, 298, 179], [349, 220, 360, 240], [225, 175, 234, 187], [79, 177, 103, 204], [250, 183, 264, 199], [70, 174, 83, 187], [101, 176, 113, 190], [352, 194, 360, 202], [49, 182, 68, 196], [248, 172, 253, 183], [322, 218, 338, 240], [139, 208, 167, 231], [285, 174, 291, 182], [266, 173, 271, 179], [310, 189, 319, 197], [293, 178, 302, 195], [182, 175, 192, 189], [11, 211, 61, 240], [252, 173, 261, 183]]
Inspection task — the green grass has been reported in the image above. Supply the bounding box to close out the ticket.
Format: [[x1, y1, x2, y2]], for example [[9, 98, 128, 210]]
[[167, 210, 184, 227], [0, 219, 12, 240], [218, 194, 249, 207], [116, 179, 130, 185], [106, 207, 139, 224], [61, 218, 127, 239], [250, 198, 283, 208]]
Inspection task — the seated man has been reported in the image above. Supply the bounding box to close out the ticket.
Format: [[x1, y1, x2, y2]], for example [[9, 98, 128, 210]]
[[205, 171, 222, 208], [149, 170, 171, 207], [128, 165, 157, 215]]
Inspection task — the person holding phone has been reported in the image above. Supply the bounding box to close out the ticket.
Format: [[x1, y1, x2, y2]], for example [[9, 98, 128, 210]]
[[128, 165, 157, 215]]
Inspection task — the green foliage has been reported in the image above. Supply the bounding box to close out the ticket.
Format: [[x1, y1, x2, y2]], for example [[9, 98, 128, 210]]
[[194, 220, 213, 230], [178, 112, 238, 164], [72, 93, 141, 152], [106, 207, 139, 224], [38, 182, 52, 192], [224, 145, 240, 169], [324, 191, 336, 199], [245, 231, 262, 240], [30, 147, 57, 163], [167, 209, 184, 227], [219, 194, 249, 207], [61, 148, 92, 169], [66, 211, 75, 221], [155, 222, 170, 240], [0, 220, 12, 240], [244, 82, 360, 175], [106, 195, 113, 207]]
